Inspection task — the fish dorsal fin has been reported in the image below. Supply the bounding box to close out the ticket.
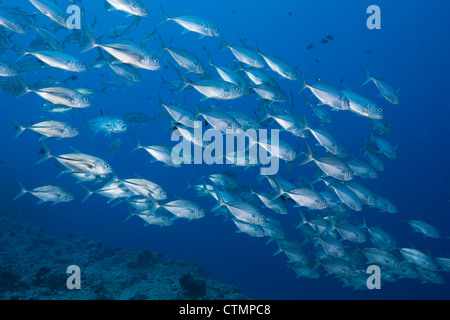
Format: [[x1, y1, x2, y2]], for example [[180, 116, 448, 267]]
[[70, 147, 82, 154]]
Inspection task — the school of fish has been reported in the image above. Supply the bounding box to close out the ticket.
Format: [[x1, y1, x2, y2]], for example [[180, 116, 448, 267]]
[[1, 0, 449, 291]]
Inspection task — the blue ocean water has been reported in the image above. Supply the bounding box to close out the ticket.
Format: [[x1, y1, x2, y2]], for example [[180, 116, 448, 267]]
[[0, 0, 449, 299]]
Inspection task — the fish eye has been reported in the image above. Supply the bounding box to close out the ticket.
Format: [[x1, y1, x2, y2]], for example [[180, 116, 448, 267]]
[[69, 193, 73, 197], [74, 128, 78, 131], [378, 108, 382, 112], [215, 27, 219, 31], [80, 62, 84, 66], [118, 120, 122, 124], [11, 67, 15, 71], [236, 87, 240, 91], [144, 7, 147, 11], [83, 98, 88, 101], [105, 164, 110, 168], [154, 58, 159, 63]]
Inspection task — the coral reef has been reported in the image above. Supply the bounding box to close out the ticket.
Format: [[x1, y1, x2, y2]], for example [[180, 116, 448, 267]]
[[0, 206, 247, 300]]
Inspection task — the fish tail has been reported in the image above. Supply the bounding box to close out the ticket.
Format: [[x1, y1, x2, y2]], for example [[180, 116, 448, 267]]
[[302, 114, 310, 130], [295, 210, 307, 229], [80, 185, 93, 203], [53, 162, 67, 180], [298, 143, 314, 165], [258, 104, 272, 125], [298, 70, 309, 93], [15, 78, 31, 98], [270, 180, 285, 201], [219, 34, 228, 51], [80, 31, 99, 53], [174, 67, 191, 94], [9, 119, 26, 139], [157, 90, 164, 109], [362, 66, 373, 85], [207, 51, 214, 66], [13, 180, 28, 201], [247, 182, 255, 196], [14, 41, 30, 63], [211, 187, 226, 212], [272, 248, 283, 256], [183, 179, 193, 192], [36, 140, 53, 164], [158, 5, 171, 26], [156, 31, 166, 51], [124, 204, 136, 222], [131, 134, 142, 153]]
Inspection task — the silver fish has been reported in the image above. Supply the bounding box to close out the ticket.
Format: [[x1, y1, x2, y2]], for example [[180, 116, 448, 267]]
[[82, 38, 160, 71], [220, 35, 265, 68], [0, 9, 26, 34], [176, 69, 243, 100], [213, 194, 266, 226], [373, 193, 397, 213], [252, 84, 287, 102], [82, 179, 133, 203], [399, 248, 438, 271], [258, 52, 298, 81], [300, 144, 353, 181], [347, 158, 378, 179], [37, 141, 114, 178], [407, 220, 441, 239], [272, 181, 327, 210], [248, 184, 288, 215], [362, 248, 401, 269], [159, 35, 206, 74], [321, 178, 362, 211], [132, 135, 181, 167], [344, 181, 376, 207], [10, 119, 78, 140], [198, 109, 240, 133], [120, 178, 167, 200], [156, 199, 205, 220], [105, 0, 149, 17], [0, 60, 18, 77], [13, 180, 74, 205], [29, 0, 67, 28], [371, 133, 397, 159], [159, 6, 220, 38], [363, 66, 399, 105], [18, 81, 90, 109], [342, 88, 383, 119], [300, 73, 350, 110], [234, 220, 265, 237], [107, 61, 141, 82], [17, 49, 86, 72]]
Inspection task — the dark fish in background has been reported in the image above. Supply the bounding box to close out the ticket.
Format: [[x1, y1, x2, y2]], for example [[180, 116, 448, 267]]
[[123, 112, 152, 123], [320, 39, 329, 44], [315, 59, 320, 63], [104, 138, 122, 157], [365, 49, 373, 54], [326, 34, 334, 40], [306, 44, 314, 50], [288, 11, 293, 16]]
